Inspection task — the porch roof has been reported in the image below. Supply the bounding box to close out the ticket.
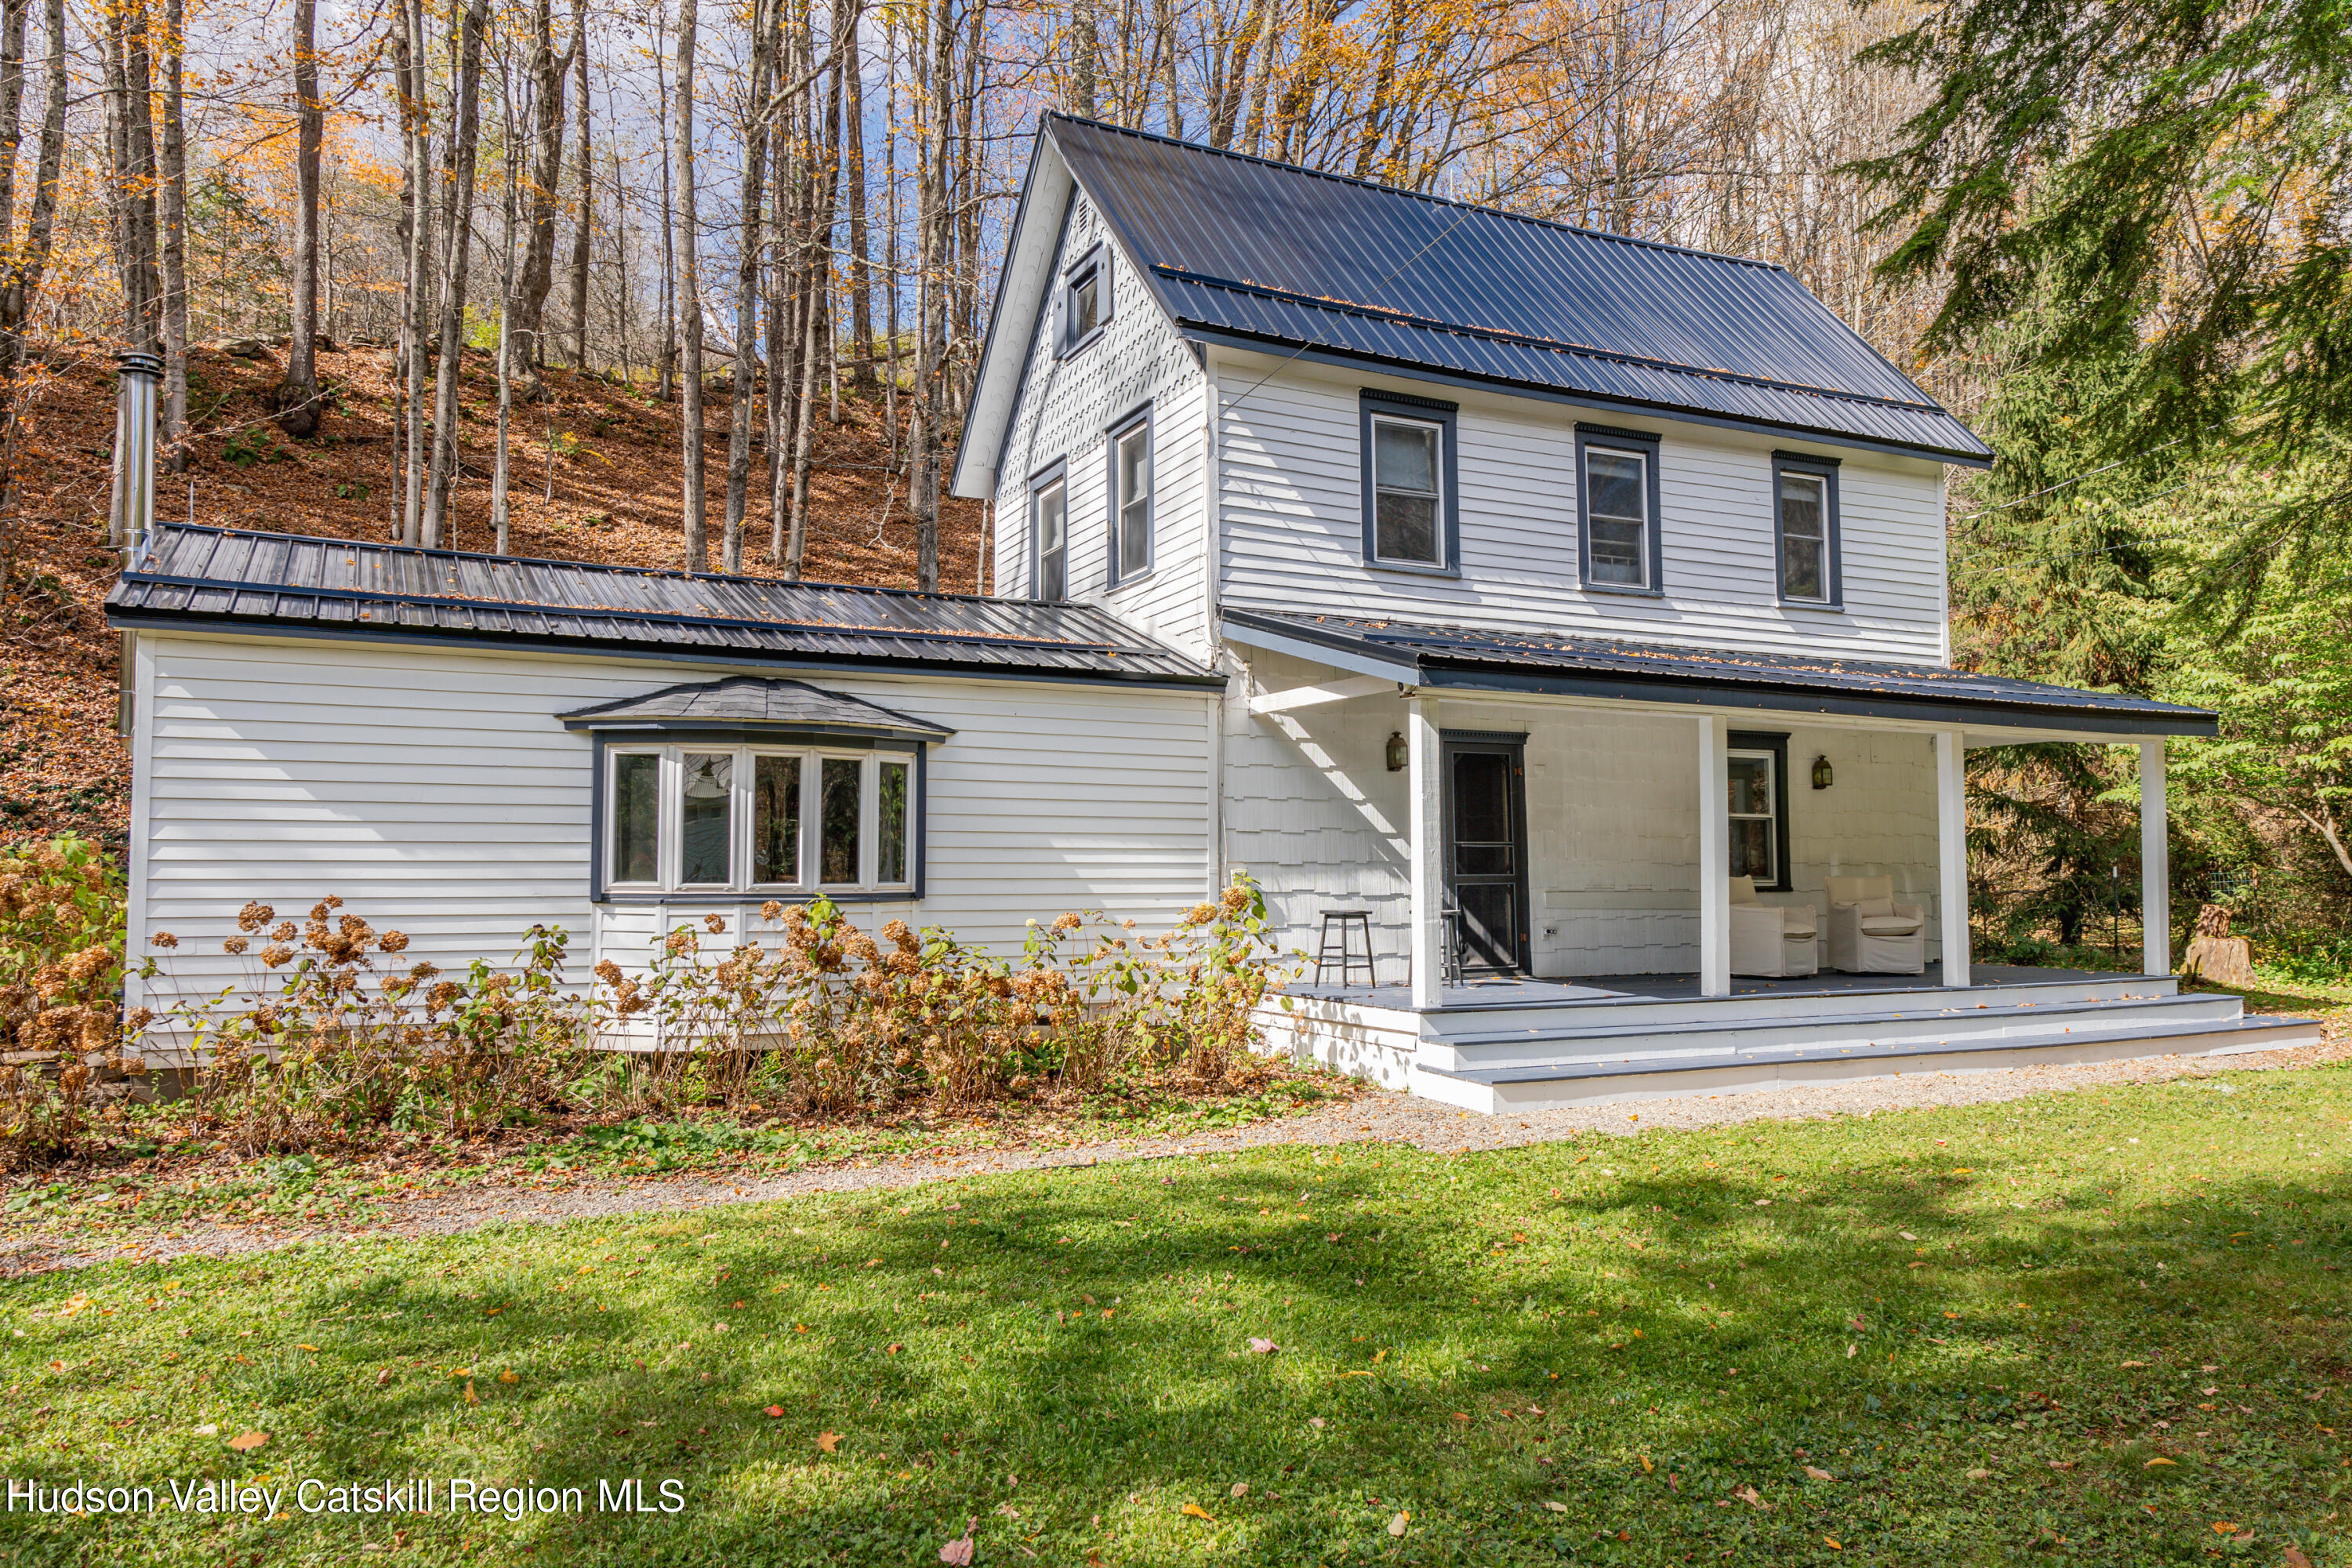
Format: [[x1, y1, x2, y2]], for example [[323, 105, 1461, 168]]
[[1221, 608, 2216, 737]]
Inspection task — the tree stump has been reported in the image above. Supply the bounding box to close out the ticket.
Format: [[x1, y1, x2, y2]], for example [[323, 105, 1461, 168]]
[[2180, 903, 2257, 986]]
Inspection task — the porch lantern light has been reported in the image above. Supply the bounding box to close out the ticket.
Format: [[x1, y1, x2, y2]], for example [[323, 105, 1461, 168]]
[[1811, 753, 1834, 790], [1385, 731, 1408, 772]]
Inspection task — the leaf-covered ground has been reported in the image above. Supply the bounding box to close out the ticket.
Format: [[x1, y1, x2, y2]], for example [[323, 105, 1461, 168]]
[[2, 1062, 2347, 1566]]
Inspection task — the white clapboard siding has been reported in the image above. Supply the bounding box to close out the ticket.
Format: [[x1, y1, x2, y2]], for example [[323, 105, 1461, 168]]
[[128, 633, 1214, 1022], [989, 187, 1211, 660], [1224, 652, 1943, 978], [1214, 355, 1951, 664]]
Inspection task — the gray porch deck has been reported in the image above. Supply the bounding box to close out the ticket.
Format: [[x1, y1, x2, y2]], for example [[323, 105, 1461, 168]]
[[1289, 961, 2131, 1014]]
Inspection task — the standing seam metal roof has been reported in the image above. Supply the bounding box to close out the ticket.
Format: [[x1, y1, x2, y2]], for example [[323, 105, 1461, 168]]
[[1222, 608, 2215, 735], [1043, 114, 1991, 463], [104, 524, 1222, 685]]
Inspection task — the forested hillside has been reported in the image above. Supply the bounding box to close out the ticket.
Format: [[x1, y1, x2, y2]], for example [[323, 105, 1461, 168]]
[[0, 343, 982, 851]]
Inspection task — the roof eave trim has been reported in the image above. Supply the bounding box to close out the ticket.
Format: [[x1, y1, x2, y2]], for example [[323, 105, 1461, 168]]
[[107, 609, 1231, 690], [560, 716, 953, 742], [950, 134, 1069, 499], [1174, 326, 1997, 469], [1218, 611, 1422, 686], [1414, 661, 2216, 736]]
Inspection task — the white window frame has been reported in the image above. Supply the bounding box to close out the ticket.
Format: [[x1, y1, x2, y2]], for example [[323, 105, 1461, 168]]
[[1583, 445, 1653, 590], [1367, 412, 1446, 568], [601, 742, 916, 897], [1108, 408, 1153, 585], [1032, 472, 1069, 601], [1726, 746, 1778, 887]]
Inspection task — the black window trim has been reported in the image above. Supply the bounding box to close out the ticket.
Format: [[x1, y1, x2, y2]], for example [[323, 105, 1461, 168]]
[[1725, 728, 1791, 893], [586, 727, 928, 906], [1105, 401, 1155, 589], [1575, 422, 1665, 597], [1359, 387, 1461, 578], [1060, 241, 1110, 357], [1026, 456, 1069, 601], [1771, 449, 1843, 610]]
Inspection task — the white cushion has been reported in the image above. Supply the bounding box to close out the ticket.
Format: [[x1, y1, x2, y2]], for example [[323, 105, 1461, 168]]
[[1728, 875, 1759, 906], [1853, 896, 1895, 917], [1780, 911, 1819, 938], [1859, 913, 1922, 936]]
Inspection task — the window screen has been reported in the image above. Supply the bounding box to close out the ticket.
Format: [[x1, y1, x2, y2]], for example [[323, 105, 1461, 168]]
[[1114, 423, 1151, 579], [611, 753, 659, 884], [678, 753, 734, 886], [1779, 472, 1828, 602], [1034, 480, 1067, 600], [753, 754, 802, 885], [877, 760, 909, 884], [1585, 448, 1649, 586], [1727, 752, 1777, 884], [1371, 417, 1442, 564], [819, 757, 862, 885]]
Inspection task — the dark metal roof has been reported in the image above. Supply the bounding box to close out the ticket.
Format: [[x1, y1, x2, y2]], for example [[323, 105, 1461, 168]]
[[1044, 114, 1991, 466], [1221, 608, 2216, 735], [559, 677, 956, 739], [106, 524, 1222, 688]]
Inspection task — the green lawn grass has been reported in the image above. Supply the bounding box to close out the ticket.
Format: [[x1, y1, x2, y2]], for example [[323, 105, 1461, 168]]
[[3, 1062, 2348, 1566]]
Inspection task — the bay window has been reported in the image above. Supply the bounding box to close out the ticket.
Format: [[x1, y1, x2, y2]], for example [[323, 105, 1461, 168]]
[[601, 742, 920, 897]]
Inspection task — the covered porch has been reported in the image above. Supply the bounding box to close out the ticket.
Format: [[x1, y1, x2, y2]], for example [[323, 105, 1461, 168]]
[[1224, 610, 2318, 1109]]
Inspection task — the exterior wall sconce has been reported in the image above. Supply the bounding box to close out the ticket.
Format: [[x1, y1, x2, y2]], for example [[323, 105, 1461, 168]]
[[1385, 731, 1407, 772], [1811, 754, 1834, 790]]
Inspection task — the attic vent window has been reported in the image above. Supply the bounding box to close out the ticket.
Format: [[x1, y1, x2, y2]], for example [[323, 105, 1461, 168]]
[[1062, 246, 1110, 354]]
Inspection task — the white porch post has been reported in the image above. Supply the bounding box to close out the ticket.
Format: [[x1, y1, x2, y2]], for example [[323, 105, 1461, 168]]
[[2140, 738, 2170, 978], [1934, 729, 1970, 989], [1407, 694, 1444, 1007], [1697, 713, 1730, 997]]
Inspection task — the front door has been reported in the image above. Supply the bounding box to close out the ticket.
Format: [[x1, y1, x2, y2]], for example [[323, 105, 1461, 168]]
[[1443, 732, 1530, 975]]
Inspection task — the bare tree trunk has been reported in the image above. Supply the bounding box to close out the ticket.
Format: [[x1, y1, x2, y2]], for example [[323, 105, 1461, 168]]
[[673, 0, 705, 571], [907, 0, 948, 593], [492, 48, 521, 553], [566, 27, 591, 368], [422, 0, 488, 550], [508, 0, 580, 393], [653, 8, 676, 401], [158, 0, 186, 469], [721, 0, 772, 574], [106, 1, 162, 354], [274, 0, 321, 434], [0, 0, 63, 451], [394, 0, 432, 542], [844, 6, 872, 387]]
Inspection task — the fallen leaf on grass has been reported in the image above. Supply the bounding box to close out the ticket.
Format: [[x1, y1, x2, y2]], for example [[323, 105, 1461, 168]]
[[1388, 1511, 1410, 1537], [816, 1432, 841, 1453], [1181, 1503, 1216, 1523], [1639, 1455, 1653, 1474], [1804, 1466, 1834, 1482], [2120, 1360, 2149, 1368], [2048, 1461, 2076, 1471], [764, 1405, 785, 1417], [2284, 1548, 2314, 1568], [938, 1532, 975, 1566], [499, 1370, 518, 1385], [226, 1432, 268, 1453], [1247, 1338, 1279, 1355], [1544, 1501, 1568, 1514], [1229, 1482, 1248, 1498], [1965, 1468, 1991, 1480], [463, 1381, 477, 1406], [296, 1344, 319, 1353], [2144, 1458, 2178, 1469], [1733, 1485, 1767, 1510]]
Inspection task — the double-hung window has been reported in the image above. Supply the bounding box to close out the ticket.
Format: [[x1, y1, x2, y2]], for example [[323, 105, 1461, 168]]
[[1724, 730, 1791, 891], [1062, 246, 1109, 354], [1359, 390, 1458, 572], [1030, 465, 1069, 600], [601, 743, 919, 897], [1772, 451, 1842, 607], [1109, 408, 1152, 583], [1576, 423, 1662, 592]]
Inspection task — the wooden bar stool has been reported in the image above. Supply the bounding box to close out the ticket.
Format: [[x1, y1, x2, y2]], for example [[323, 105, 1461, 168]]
[[1314, 909, 1376, 988]]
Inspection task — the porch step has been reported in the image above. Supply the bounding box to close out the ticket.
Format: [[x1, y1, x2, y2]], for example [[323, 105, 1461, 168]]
[[1408, 1011, 2322, 1115], [1414, 973, 2179, 1041], [1421, 991, 2241, 1073]]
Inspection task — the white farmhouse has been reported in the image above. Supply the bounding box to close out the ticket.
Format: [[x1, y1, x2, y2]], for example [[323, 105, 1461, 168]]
[[109, 114, 2315, 1109]]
